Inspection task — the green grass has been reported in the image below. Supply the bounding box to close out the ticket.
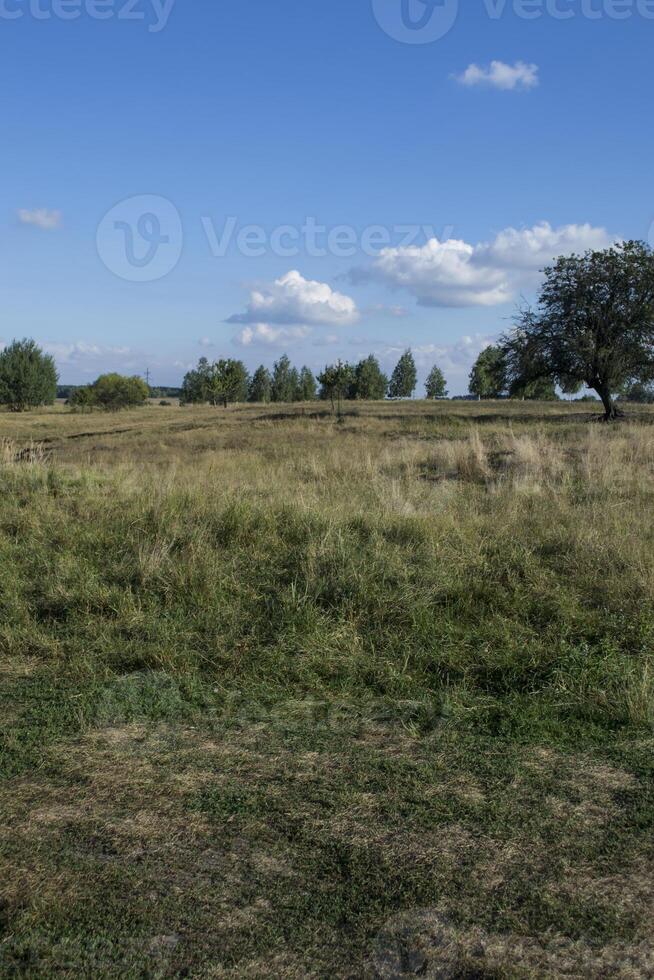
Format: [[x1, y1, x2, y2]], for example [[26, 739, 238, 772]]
[[1, 401, 653, 976]]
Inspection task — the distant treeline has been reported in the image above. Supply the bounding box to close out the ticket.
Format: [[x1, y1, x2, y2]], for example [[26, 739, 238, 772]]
[[57, 385, 183, 400], [180, 351, 448, 407]]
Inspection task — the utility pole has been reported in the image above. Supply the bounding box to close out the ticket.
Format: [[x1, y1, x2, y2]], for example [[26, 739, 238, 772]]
[[145, 368, 151, 391]]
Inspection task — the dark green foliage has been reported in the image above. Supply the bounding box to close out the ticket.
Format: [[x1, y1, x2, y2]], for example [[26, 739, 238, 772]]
[[318, 360, 355, 412], [352, 355, 388, 400], [87, 374, 150, 411], [248, 365, 273, 403], [425, 364, 448, 399], [501, 241, 654, 420], [271, 355, 295, 403], [514, 377, 560, 401], [469, 346, 506, 399], [297, 366, 317, 401], [69, 385, 96, 412], [388, 350, 417, 399], [0, 339, 58, 412], [182, 358, 248, 406], [621, 381, 654, 403]]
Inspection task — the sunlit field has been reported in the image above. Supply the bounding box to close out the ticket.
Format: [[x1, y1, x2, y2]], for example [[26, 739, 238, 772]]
[[2, 400, 654, 977]]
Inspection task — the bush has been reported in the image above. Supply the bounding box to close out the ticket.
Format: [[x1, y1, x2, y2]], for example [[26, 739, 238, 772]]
[[70, 374, 150, 412]]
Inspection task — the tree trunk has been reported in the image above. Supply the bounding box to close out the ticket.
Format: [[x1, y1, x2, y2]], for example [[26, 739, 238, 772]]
[[594, 385, 622, 421]]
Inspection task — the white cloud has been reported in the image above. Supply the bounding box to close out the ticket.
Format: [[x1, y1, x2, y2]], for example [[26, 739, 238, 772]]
[[357, 222, 615, 308], [228, 270, 359, 327], [17, 208, 62, 230], [234, 323, 311, 348], [454, 60, 539, 91]]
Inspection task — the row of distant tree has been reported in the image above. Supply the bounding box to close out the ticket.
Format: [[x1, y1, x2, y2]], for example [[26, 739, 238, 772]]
[[3, 242, 654, 414], [180, 352, 448, 407]]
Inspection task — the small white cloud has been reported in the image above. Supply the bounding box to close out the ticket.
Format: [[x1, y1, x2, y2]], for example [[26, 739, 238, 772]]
[[228, 270, 359, 327], [234, 323, 311, 348], [354, 222, 614, 308], [454, 60, 539, 91], [17, 208, 62, 230]]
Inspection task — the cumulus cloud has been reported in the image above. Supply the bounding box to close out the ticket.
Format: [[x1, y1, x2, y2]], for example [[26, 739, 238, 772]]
[[227, 270, 359, 327], [17, 208, 62, 230], [454, 60, 539, 91], [354, 222, 615, 308], [234, 323, 312, 348]]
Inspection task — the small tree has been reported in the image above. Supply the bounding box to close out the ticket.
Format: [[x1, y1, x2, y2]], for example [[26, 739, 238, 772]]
[[297, 366, 317, 402], [0, 339, 57, 412], [425, 364, 448, 399], [468, 346, 506, 399], [388, 350, 417, 399], [352, 355, 388, 400], [501, 241, 654, 420], [91, 374, 150, 411], [318, 360, 354, 416], [248, 365, 272, 403], [181, 357, 212, 404]]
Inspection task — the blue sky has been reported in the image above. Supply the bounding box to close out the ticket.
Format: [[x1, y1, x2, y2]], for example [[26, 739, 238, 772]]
[[1, 0, 653, 392]]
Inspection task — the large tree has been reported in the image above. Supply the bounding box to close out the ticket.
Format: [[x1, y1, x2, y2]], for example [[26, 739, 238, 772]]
[[468, 346, 506, 399], [388, 350, 417, 399], [501, 241, 654, 420], [352, 355, 388, 400], [0, 339, 58, 412], [425, 364, 448, 400]]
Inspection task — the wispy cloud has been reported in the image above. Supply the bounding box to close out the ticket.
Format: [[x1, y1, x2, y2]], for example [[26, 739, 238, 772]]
[[454, 60, 539, 91], [17, 208, 62, 230]]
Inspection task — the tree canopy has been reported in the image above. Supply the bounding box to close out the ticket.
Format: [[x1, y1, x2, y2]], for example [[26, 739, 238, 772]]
[[500, 241, 654, 420], [182, 358, 248, 407], [388, 350, 417, 399], [468, 346, 506, 399], [318, 361, 354, 413], [425, 364, 448, 399], [89, 374, 150, 411], [0, 339, 58, 412], [353, 355, 388, 400], [248, 365, 272, 403]]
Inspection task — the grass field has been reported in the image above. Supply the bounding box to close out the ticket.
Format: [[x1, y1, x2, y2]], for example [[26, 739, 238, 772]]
[[1, 400, 654, 978]]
